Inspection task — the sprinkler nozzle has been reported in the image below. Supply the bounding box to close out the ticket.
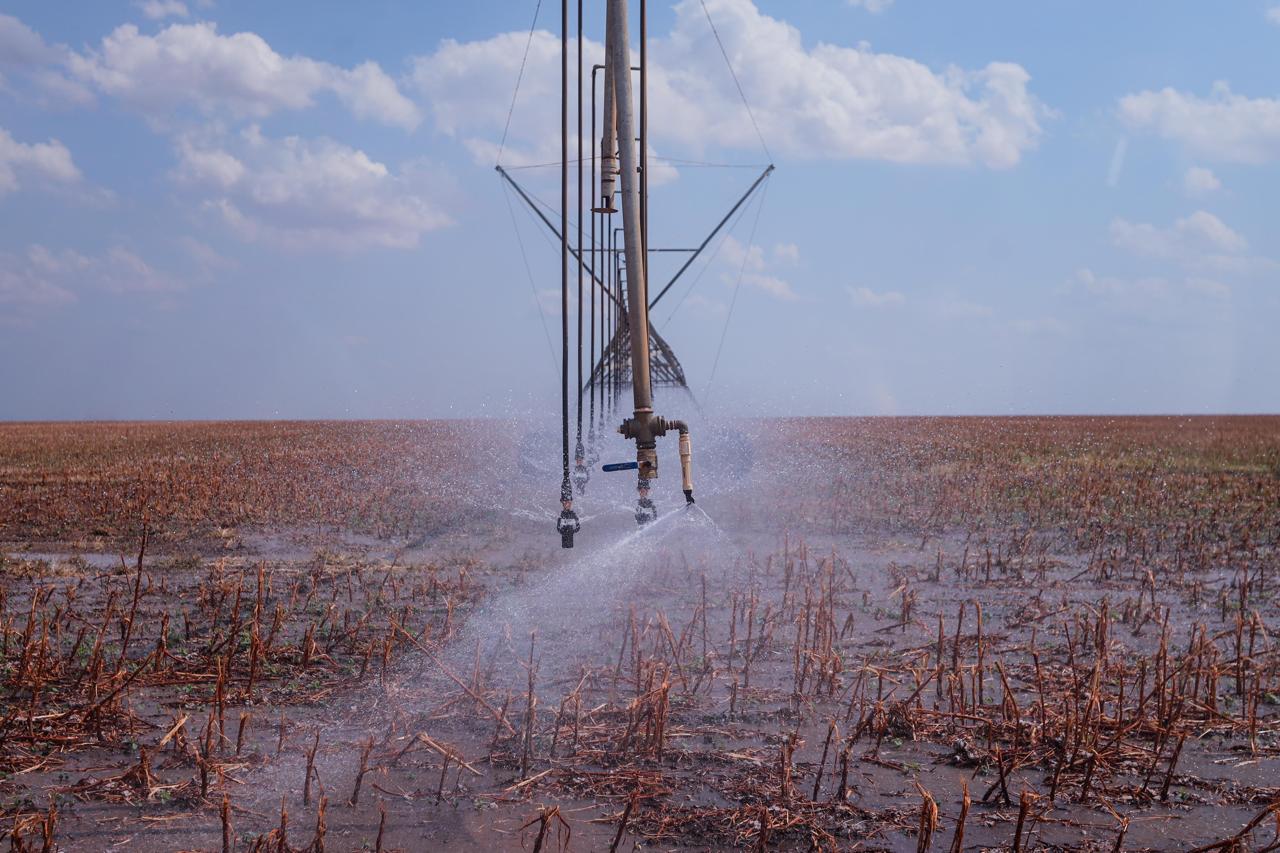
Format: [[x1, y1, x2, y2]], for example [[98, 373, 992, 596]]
[[684, 489, 695, 505], [557, 502, 581, 549]]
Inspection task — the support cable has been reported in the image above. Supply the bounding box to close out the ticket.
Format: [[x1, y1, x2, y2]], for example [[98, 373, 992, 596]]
[[500, 179, 558, 372], [497, 0, 544, 166], [705, 174, 770, 404], [649, 164, 773, 310], [496, 166, 621, 308], [663, 187, 755, 326], [699, 0, 772, 161]]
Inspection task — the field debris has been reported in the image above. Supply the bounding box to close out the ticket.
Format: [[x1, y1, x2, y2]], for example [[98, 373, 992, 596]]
[[1, 417, 1278, 850]]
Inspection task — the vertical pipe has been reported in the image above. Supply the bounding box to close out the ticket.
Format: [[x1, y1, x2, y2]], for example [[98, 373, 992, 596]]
[[606, 216, 614, 411], [601, 1, 616, 419], [559, 0, 570, 499], [612, 225, 619, 408], [589, 66, 598, 439], [575, 0, 584, 450], [599, 1, 618, 213], [640, 0, 648, 264], [607, 0, 653, 423], [616, 240, 625, 394]]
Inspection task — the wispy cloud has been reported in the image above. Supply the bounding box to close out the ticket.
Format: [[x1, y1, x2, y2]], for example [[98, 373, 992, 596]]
[[1106, 137, 1128, 187], [1068, 267, 1230, 302], [846, 0, 895, 12], [135, 0, 190, 20], [1183, 166, 1221, 196], [721, 235, 799, 300], [848, 285, 905, 308], [1110, 210, 1274, 274], [1, 243, 184, 324]]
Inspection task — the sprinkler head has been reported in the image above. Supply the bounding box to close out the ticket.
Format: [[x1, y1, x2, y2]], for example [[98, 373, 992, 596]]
[[684, 489, 695, 505], [574, 456, 589, 495], [557, 506, 581, 549]]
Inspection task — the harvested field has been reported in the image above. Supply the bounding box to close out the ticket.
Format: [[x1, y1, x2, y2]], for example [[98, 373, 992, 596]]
[[2, 416, 1278, 851]]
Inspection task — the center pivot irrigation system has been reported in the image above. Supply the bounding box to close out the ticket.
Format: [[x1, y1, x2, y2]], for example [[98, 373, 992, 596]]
[[496, 0, 774, 548]]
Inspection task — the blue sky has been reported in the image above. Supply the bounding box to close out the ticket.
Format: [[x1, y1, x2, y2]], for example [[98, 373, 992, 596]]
[[2, 0, 1279, 419]]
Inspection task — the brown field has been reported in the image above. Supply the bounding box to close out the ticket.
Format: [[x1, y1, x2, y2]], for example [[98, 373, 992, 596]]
[[1, 416, 1278, 851]]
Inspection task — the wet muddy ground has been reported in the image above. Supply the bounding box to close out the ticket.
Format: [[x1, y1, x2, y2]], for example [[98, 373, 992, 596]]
[[2, 417, 1278, 851]]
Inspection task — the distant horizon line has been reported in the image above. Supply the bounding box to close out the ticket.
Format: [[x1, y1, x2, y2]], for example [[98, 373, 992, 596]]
[[3, 412, 1278, 426]]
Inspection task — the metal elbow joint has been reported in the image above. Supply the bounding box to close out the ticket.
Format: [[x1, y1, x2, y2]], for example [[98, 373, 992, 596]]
[[617, 415, 695, 505]]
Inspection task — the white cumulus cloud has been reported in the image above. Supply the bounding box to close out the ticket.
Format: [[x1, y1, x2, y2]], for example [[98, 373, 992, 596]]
[[0, 126, 81, 196], [411, 0, 1047, 169], [656, 0, 1046, 168], [66, 22, 420, 129], [1120, 82, 1280, 164], [0, 13, 57, 67], [0, 14, 93, 104], [175, 128, 452, 251]]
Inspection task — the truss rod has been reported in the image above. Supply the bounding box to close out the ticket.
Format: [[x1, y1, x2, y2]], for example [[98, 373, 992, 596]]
[[496, 164, 623, 310]]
